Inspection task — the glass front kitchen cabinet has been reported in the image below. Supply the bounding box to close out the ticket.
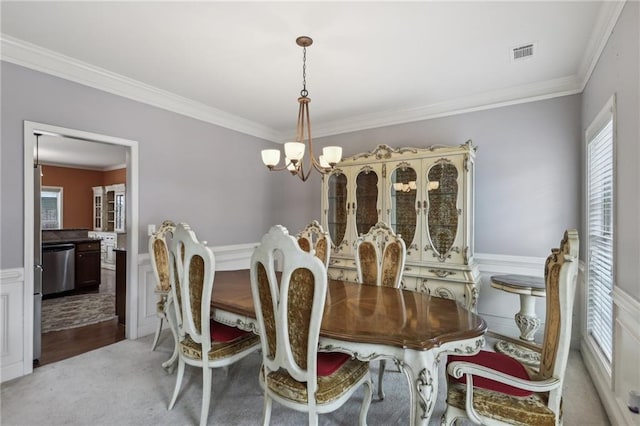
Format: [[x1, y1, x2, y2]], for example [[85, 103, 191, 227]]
[[322, 142, 480, 310]]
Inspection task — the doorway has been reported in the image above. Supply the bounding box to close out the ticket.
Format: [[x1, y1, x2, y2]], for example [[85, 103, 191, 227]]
[[23, 121, 139, 373]]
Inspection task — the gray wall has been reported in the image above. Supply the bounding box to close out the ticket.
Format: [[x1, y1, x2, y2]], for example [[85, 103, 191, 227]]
[[2, 61, 583, 269], [304, 95, 583, 257], [0, 61, 311, 268], [581, 1, 639, 300]]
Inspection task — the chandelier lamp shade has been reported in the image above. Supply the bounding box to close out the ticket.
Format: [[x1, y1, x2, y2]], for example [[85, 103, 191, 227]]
[[261, 36, 342, 181]]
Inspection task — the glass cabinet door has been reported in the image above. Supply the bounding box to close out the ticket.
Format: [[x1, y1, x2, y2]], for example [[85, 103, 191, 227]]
[[426, 159, 459, 261], [114, 193, 125, 232], [94, 195, 102, 230], [355, 167, 380, 236], [327, 173, 348, 249], [389, 164, 418, 255]]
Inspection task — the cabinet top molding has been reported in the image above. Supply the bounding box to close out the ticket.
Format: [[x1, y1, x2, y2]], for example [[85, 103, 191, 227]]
[[342, 140, 476, 164]]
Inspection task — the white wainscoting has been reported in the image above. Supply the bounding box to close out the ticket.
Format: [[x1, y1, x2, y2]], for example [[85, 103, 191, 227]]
[[474, 253, 549, 343], [1, 268, 26, 383], [582, 286, 640, 426]]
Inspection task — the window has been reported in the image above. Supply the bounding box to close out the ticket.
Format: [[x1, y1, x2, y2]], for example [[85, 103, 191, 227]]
[[585, 97, 615, 364], [41, 186, 63, 229]]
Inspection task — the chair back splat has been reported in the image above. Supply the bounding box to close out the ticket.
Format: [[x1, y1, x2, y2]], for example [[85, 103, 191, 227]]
[[355, 221, 406, 288], [148, 220, 179, 360], [443, 229, 579, 426], [251, 225, 373, 425], [296, 219, 331, 268]]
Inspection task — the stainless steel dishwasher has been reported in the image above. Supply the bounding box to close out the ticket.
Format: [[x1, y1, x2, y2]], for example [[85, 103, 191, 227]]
[[42, 244, 75, 295]]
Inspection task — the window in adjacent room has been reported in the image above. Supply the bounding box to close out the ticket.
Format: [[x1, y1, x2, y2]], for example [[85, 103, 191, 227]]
[[585, 96, 615, 365], [41, 186, 63, 229]]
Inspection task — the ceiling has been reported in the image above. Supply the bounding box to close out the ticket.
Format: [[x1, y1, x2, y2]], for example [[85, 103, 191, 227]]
[[1, 1, 623, 168], [36, 135, 127, 171]]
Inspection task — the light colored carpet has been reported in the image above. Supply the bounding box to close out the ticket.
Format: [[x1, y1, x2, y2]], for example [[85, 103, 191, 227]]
[[41, 293, 116, 333], [0, 333, 610, 425]]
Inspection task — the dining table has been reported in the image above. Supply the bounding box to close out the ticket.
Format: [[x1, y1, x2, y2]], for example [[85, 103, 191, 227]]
[[211, 269, 487, 426]]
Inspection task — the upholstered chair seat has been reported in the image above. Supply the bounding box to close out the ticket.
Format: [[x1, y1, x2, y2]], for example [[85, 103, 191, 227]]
[[442, 230, 579, 426], [179, 320, 259, 361], [264, 354, 370, 404], [446, 350, 556, 425], [446, 382, 555, 425]]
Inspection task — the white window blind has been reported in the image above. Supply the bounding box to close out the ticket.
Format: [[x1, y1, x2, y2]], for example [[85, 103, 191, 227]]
[[586, 111, 614, 364]]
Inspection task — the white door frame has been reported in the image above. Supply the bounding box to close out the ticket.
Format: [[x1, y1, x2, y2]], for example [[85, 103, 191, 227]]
[[23, 120, 139, 376]]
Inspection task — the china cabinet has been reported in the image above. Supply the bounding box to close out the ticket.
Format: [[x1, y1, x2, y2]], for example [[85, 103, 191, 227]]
[[92, 184, 125, 233], [321, 141, 480, 310], [92, 186, 104, 231], [105, 183, 126, 233]]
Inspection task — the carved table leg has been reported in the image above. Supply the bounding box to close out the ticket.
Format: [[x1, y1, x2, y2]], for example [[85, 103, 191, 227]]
[[401, 350, 439, 426]]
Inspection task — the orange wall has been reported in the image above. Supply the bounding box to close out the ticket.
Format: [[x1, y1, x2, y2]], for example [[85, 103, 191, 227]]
[[103, 168, 126, 186], [41, 166, 126, 229]]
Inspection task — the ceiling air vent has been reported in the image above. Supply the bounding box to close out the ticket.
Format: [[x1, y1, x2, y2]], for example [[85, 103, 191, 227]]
[[511, 43, 535, 61]]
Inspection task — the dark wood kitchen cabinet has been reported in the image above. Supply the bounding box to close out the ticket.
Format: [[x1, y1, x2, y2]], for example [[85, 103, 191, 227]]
[[114, 248, 126, 324], [75, 241, 101, 289]]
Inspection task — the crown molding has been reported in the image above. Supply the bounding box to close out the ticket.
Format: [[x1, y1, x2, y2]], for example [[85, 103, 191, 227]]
[[2, 0, 621, 145], [310, 75, 581, 138], [577, 0, 627, 90], [0, 35, 281, 142]]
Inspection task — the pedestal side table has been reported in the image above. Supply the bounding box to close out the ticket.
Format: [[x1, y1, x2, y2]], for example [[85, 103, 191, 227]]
[[490, 274, 545, 365]]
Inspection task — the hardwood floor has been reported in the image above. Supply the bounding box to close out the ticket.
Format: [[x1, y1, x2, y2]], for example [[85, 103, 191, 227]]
[[37, 318, 125, 367], [36, 267, 124, 368]]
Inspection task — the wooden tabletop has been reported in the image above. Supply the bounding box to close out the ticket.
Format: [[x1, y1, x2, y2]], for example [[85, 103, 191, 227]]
[[490, 274, 546, 297], [212, 269, 487, 351]]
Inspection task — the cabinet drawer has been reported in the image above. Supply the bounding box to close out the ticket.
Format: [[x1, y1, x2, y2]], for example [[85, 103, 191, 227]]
[[76, 241, 101, 252], [417, 278, 477, 311]]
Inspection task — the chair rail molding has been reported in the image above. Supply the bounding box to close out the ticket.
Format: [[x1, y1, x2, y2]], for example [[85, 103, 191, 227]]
[[1, 268, 26, 383]]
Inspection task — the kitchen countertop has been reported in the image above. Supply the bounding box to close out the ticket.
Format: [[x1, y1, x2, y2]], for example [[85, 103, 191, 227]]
[[42, 238, 101, 246]]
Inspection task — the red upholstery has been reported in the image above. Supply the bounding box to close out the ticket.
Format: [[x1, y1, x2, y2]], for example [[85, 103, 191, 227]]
[[210, 320, 252, 342], [317, 352, 351, 377], [448, 350, 533, 397]]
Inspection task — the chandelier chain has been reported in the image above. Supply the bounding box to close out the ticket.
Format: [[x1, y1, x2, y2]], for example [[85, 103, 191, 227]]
[[300, 46, 308, 97]]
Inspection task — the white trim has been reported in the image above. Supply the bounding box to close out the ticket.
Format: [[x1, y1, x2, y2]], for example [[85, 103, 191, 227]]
[[612, 286, 640, 320], [311, 76, 581, 138], [577, 1, 627, 90], [23, 121, 140, 379], [1, 268, 25, 383], [0, 269, 24, 283], [210, 242, 259, 271], [474, 252, 546, 277], [0, 0, 622, 144], [2, 35, 280, 143]]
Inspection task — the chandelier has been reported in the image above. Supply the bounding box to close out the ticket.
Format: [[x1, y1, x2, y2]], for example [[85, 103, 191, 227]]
[[260, 36, 342, 181]]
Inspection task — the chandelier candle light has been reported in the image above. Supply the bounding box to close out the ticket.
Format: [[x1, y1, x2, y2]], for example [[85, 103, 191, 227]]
[[261, 36, 342, 181]]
